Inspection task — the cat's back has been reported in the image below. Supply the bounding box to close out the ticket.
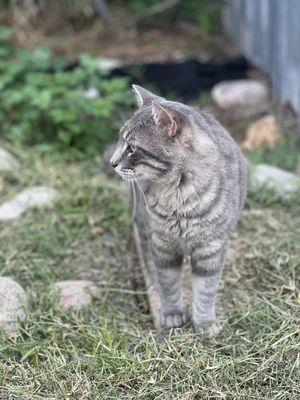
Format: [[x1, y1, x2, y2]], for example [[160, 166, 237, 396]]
[[191, 107, 248, 213]]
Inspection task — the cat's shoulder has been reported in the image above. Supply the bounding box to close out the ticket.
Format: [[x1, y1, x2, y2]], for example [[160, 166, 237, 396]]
[[191, 107, 229, 137], [191, 107, 242, 157]]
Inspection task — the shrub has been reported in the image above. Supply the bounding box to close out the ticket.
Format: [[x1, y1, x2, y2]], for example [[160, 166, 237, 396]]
[[126, 0, 223, 35], [0, 27, 133, 156]]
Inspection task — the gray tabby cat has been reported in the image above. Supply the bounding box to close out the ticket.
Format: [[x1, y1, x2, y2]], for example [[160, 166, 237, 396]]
[[110, 85, 247, 331]]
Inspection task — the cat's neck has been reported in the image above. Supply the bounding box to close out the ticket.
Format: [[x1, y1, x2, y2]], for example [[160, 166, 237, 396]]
[[147, 168, 197, 208]]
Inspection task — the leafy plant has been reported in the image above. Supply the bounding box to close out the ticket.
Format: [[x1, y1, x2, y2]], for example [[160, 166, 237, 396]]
[[178, 0, 223, 35], [125, 0, 223, 35], [0, 27, 133, 156]]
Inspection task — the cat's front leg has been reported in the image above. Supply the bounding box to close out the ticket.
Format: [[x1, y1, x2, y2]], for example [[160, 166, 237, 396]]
[[191, 241, 227, 331], [152, 247, 186, 329]]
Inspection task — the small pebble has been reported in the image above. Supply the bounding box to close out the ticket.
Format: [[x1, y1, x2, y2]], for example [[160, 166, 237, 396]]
[[249, 164, 300, 200], [51, 280, 100, 311], [0, 277, 28, 337], [0, 186, 59, 221], [0, 148, 20, 172], [212, 79, 269, 109]]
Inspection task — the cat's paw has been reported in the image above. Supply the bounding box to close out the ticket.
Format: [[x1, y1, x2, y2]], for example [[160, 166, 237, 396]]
[[160, 310, 187, 329], [193, 320, 224, 338], [161, 311, 187, 329]]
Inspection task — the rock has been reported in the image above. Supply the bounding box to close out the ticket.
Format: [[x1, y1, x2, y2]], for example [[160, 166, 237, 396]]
[[242, 115, 282, 151], [249, 164, 300, 200], [0, 277, 28, 337], [51, 280, 100, 311], [0, 186, 59, 221], [212, 79, 269, 109], [0, 148, 20, 172], [82, 87, 100, 99], [97, 57, 122, 71]]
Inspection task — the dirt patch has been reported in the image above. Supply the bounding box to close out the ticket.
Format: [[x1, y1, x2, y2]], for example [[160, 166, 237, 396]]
[[11, 11, 239, 63]]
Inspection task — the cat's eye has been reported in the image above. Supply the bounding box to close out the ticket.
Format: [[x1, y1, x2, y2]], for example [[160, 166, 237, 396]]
[[127, 144, 135, 154]]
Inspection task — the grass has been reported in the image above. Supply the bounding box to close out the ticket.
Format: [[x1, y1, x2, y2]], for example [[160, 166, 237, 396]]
[[249, 136, 300, 172], [0, 143, 300, 399]]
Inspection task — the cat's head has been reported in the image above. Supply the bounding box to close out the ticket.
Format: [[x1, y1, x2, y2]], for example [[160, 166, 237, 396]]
[[110, 85, 193, 183]]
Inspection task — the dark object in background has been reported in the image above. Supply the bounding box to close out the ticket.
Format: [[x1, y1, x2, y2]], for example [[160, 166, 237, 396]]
[[47, 57, 249, 101], [110, 57, 249, 101]]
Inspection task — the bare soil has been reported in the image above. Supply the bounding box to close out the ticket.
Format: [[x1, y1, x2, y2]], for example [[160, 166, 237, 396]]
[[10, 10, 239, 63]]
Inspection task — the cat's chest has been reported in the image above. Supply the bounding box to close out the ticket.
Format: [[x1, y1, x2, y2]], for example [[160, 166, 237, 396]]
[[145, 180, 228, 244], [147, 195, 203, 239]]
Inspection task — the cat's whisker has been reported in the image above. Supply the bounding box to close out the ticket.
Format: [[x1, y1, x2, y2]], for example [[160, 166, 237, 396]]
[[131, 181, 138, 219], [136, 176, 149, 211]]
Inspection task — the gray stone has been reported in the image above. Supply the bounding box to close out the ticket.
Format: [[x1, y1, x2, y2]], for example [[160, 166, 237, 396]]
[[0, 186, 59, 221], [97, 57, 122, 71], [249, 164, 300, 200], [0, 148, 20, 172], [212, 79, 269, 109], [82, 87, 100, 99], [51, 280, 100, 310], [0, 277, 28, 337]]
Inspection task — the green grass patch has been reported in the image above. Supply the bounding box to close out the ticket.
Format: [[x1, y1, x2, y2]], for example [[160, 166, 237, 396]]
[[249, 136, 300, 172], [0, 144, 299, 399]]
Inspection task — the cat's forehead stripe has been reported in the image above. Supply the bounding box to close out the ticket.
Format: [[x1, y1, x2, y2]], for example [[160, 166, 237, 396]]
[[119, 124, 129, 140], [120, 126, 129, 140], [122, 130, 134, 142]]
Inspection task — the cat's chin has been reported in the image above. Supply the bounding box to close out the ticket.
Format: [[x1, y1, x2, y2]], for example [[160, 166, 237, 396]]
[[118, 170, 146, 182], [118, 171, 137, 182], [116, 167, 136, 181], [121, 175, 136, 182]]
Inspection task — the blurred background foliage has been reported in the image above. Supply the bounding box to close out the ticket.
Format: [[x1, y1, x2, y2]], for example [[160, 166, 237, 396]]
[[125, 0, 222, 34], [0, 25, 133, 156], [1, 0, 222, 35], [0, 0, 223, 157], [0, 0, 221, 157]]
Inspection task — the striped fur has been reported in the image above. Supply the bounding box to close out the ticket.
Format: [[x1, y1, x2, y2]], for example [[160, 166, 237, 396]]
[[110, 85, 248, 330]]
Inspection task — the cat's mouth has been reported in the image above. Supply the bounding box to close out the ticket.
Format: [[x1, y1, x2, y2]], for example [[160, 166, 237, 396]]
[[117, 168, 136, 181]]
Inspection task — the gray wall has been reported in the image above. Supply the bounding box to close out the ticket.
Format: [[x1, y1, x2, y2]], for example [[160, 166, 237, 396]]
[[223, 0, 300, 117]]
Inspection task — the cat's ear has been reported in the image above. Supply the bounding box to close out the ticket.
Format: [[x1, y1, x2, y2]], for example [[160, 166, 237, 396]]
[[151, 102, 177, 137], [132, 84, 163, 108]]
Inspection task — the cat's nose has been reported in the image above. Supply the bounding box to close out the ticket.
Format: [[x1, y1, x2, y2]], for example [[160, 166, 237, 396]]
[[110, 158, 119, 168]]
